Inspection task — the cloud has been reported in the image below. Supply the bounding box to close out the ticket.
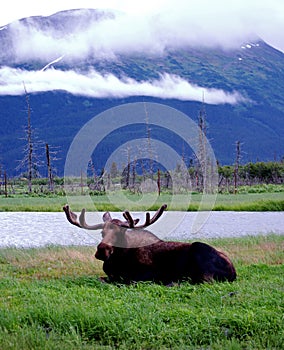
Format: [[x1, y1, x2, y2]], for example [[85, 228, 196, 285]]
[[0, 66, 245, 104], [6, 0, 284, 64], [9, 11, 165, 62], [1, 1, 281, 103]]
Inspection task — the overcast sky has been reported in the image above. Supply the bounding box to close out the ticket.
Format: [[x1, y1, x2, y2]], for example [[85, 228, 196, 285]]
[[1, 0, 283, 103]]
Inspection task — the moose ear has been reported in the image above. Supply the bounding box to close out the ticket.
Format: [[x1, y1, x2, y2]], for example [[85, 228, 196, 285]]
[[103, 212, 112, 222]]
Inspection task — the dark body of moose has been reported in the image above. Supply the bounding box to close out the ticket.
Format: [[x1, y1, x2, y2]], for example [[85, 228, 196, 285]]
[[63, 204, 236, 284]]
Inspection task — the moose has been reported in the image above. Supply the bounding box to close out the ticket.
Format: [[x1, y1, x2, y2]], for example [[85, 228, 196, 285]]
[[63, 204, 236, 284]]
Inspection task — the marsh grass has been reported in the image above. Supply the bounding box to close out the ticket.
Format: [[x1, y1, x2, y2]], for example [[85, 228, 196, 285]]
[[0, 235, 283, 349], [0, 191, 283, 212]]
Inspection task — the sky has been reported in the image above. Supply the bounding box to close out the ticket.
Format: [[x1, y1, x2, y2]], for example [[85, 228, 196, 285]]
[[1, 0, 284, 103]]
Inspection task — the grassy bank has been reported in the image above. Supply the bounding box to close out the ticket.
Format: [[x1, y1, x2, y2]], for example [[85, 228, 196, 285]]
[[0, 235, 283, 349], [0, 191, 283, 212]]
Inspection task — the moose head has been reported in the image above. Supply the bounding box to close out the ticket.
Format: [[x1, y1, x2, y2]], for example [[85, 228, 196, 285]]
[[63, 204, 166, 248], [63, 204, 236, 284]]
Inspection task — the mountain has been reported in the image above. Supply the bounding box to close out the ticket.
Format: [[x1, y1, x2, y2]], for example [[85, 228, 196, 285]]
[[0, 9, 283, 176]]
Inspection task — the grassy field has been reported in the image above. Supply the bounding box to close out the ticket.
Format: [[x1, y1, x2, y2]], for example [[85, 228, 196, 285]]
[[0, 235, 283, 349], [0, 191, 283, 212]]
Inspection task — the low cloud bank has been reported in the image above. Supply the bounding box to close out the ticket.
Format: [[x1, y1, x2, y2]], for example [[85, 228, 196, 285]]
[[0, 66, 245, 105], [11, 11, 253, 62], [7, 0, 283, 63]]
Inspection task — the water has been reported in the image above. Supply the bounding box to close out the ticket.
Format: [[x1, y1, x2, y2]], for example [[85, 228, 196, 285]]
[[0, 211, 283, 248]]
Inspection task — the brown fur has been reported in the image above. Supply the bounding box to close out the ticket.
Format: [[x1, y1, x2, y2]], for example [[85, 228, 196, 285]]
[[95, 225, 237, 284]]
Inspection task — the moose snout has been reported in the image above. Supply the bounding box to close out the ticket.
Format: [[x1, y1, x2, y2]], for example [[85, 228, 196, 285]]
[[95, 242, 114, 261]]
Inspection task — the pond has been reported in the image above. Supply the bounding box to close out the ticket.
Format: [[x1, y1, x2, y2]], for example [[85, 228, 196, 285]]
[[0, 211, 283, 248]]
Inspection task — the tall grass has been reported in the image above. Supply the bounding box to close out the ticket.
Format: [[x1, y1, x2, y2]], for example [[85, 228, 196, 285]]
[[0, 191, 283, 211], [0, 235, 283, 349]]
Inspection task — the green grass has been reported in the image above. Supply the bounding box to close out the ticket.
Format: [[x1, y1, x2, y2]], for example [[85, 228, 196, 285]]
[[0, 235, 283, 349], [0, 191, 283, 212]]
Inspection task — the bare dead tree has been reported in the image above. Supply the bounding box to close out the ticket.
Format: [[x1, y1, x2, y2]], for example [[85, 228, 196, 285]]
[[106, 173, 111, 190], [88, 158, 97, 187], [157, 168, 161, 196], [181, 142, 187, 167], [125, 146, 131, 189], [197, 101, 207, 192], [80, 170, 84, 195], [17, 84, 43, 193], [87, 159, 105, 192], [99, 168, 106, 193], [4, 170, 8, 197], [131, 157, 137, 189], [25, 85, 33, 193], [0, 164, 2, 194], [164, 170, 172, 190], [110, 162, 119, 179], [45, 143, 54, 192], [138, 149, 147, 182], [0, 166, 8, 197], [234, 141, 241, 194], [144, 103, 154, 179]]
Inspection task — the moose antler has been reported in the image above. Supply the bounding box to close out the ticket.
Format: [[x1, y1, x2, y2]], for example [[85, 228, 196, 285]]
[[63, 204, 167, 230], [63, 205, 104, 230], [122, 204, 167, 229]]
